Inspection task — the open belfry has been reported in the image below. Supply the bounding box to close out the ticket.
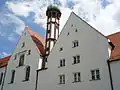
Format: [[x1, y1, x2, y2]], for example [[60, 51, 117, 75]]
[[45, 5, 61, 58]]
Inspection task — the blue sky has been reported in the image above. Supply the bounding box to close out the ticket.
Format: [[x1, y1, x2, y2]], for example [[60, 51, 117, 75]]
[[0, 0, 120, 58]]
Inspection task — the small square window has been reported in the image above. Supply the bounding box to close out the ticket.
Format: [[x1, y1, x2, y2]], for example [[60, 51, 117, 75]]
[[28, 50, 31, 55], [90, 69, 100, 81], [73, 72, 81, 83], [21, 42, 25, 48], [67, 32, 69, 36], [73, 55, 80, 64], [72, 40, 79, 48], [71, 24, 73, 27], [75, 29, 78, 32], [59, 47, 63, 51]]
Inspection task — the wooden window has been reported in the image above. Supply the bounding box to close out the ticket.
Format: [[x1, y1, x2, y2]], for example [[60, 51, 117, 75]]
[[91, 69, 100, 81], [73, 72, 81, 83], [73, 55, 80, 64], [0, 72, 3, 85], [59, 75, 65, 84], [25, 66, 30, 81], [10, 70, 15, 83], [59, 59, 65, 67], [19, 54, 25, 66], [72, 40, 79, 48]]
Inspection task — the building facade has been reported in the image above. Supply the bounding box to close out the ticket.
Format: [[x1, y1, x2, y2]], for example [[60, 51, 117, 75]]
[[0, 5, 120, 90]]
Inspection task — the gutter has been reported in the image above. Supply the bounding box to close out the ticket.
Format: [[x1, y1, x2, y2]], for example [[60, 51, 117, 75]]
[[107, 60, 114, 90]]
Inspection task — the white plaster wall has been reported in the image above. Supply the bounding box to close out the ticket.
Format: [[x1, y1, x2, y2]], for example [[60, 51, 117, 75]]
[[0, 67, 6, 90], [37, 12, 111, 90], [3, 29, 42, 90], [110, 60, 120, 90]]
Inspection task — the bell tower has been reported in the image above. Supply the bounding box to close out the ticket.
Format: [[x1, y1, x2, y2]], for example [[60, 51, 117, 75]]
[[45, 5, 61, 58]]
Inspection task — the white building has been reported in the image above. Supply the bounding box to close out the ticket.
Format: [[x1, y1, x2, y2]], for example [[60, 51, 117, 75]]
[[37, 12, 112, 90], [0, 56, 11, 90], [0, 5, 119, 90], [3, 27, 45, 90], [107, 32, 120, 90]]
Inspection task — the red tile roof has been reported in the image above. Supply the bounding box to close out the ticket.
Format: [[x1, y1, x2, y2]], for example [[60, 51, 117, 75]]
[[26, 26, 45, 56], [0, 56, 11, 68], [107, 32, 120, 61]]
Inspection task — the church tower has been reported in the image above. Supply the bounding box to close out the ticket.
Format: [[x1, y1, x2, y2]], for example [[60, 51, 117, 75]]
[[45, 5, 61, 58]]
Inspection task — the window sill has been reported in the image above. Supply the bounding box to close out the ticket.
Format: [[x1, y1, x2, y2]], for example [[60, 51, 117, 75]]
[[58, 66, 65, 68], [89, 79, 101, 81], [72, 81, 82, 83], [58, 83, 65, 85], [22, 79, 29, 82], [16, 65, 25, 68], [72, 63, 80, 65], [8, 82, 13, 84]]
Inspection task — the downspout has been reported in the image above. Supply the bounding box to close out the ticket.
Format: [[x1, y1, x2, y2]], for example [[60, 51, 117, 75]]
[[1, 66, 7, 90], [107, 60, 114, 90], [35, 70, 38, 90]]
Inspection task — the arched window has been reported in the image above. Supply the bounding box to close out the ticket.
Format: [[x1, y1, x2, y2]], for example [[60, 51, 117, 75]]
[[19, 54, 25, 66], [10, 70, 15, 83], [25, 66, 30, 81], [0, 72, 3, 85]]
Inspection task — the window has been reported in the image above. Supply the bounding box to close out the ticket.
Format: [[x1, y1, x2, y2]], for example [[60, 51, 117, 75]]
[[25, 66, 30, 81], [75, 29, 78, 32], [91, 69, 100, 81], [73, 72, 81, 83], [59, 47, 63, 51], [0, 72, 3, 85], [59, 59, 65, 67], [14, 55, 17, 60], [10, 70, 15, 83], [73, 55, 80, 64], [72, 40, 79, 48], [21, 42, 25, 48], [67, 32, 69, 36], [28, 50, 31, 55], [59, 75, 65, 84], [19, 54, 25, 66], [71, 24, 73, 27]]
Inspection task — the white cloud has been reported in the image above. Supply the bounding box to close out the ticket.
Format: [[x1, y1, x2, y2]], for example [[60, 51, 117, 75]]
[[5, 0, 120, 36], [0, 52, 11, 58], [8, 33, 16, 42], [0, 13, 25, 35], [6, 1, 33, 17]]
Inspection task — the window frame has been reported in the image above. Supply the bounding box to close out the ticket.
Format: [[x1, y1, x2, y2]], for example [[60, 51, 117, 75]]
[[90, 69, 100, 81], [72, 40, 79, 48], [59, 74, 65, 84], [73, 72, 81, 83]]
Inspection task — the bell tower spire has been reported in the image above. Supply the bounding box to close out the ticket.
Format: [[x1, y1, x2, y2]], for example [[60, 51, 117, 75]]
[[45, 5, 61, 58]]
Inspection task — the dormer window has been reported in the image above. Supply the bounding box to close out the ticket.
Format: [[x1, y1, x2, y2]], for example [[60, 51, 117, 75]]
[[19, 54, 25, 66], [21, 42, 25, 48], [72, 40, 79, 48]]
